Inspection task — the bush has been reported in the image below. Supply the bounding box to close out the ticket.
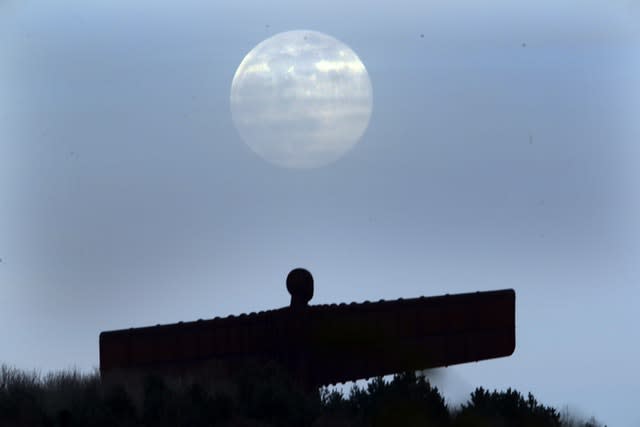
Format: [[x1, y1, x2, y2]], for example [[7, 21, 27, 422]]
[[454, 387, 561, 427], [319, 372, 450, 427], [0, 363, 607, 427]]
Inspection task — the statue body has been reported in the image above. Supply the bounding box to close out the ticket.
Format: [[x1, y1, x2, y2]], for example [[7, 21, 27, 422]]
[[100, 271, 515, 388]]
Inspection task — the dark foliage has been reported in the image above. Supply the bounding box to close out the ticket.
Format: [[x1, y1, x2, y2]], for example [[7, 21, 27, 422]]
[[0, 364, 606, 427], [322, 372, 450, 427], [454, 387, 562, 427]]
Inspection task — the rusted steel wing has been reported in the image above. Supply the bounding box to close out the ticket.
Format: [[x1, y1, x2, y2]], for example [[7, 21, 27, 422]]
[[100, 288, 515, 386]]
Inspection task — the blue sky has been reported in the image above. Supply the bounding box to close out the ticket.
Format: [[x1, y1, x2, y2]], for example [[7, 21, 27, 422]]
[[1, 1, 639, 425]]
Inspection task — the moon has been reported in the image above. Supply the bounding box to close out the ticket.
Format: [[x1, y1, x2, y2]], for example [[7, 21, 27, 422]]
[[230, 30, 373, 169]]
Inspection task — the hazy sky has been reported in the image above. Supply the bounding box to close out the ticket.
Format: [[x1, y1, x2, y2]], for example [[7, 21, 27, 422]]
[[1, 1, 639, 425]]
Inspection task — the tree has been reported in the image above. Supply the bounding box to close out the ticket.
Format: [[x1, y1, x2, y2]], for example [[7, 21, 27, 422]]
[[454, 387, 561, 427]]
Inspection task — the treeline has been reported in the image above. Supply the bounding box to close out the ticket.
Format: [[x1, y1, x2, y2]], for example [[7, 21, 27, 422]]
[[0, 363, 605, 427]]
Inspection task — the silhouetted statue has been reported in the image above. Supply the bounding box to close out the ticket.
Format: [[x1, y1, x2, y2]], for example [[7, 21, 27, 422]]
[[100, 269, 516, 389], [287, 268, 314, 309]]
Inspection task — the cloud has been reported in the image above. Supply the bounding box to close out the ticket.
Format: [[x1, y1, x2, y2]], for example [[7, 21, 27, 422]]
[[244, 62, 271, 74], [314, 59, 365, 73]]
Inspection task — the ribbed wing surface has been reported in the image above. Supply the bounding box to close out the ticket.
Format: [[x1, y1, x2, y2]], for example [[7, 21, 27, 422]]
[[100, 289, 515, 386]]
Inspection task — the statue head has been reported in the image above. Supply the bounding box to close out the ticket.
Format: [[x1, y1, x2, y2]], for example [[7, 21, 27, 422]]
[[287, 268, 314, 309]]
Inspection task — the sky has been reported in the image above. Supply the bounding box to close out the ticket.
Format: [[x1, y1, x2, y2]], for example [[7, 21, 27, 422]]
[[1, 0, 639, 425]]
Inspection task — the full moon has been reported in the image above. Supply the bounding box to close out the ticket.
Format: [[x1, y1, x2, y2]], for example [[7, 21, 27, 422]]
[[230, 30, 373, 169]]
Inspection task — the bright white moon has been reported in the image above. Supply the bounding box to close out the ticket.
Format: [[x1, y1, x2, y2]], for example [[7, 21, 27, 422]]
[[230, 30, 373, 169]]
